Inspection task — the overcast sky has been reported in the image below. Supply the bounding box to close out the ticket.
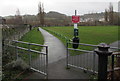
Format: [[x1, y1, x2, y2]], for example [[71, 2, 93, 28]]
[[0, 0, 119, 17]]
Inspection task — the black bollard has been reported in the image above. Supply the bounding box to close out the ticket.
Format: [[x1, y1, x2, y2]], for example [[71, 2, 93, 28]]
[[94, 43, 112, 80]]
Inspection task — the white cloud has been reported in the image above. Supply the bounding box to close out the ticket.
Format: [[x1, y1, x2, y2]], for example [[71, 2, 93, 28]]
[[0, 0, 119, 16]]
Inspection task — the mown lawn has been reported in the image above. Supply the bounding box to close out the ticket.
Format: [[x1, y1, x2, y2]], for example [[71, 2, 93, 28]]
[[18, 27, 44, 51], [43, 26, 119, 50], [43, 26, 119, 44], [16, 27, 44, 62]]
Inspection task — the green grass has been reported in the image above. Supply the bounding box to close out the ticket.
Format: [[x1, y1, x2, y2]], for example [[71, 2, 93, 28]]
[[3, 27, 44, 81], [19, 27, 44, 44], [15, 27, 44, 62], [43, 26, 119, 50], [18, 27, 44, 51]]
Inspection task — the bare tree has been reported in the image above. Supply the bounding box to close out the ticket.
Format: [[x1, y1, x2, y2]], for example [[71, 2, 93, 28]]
[[15, 9, 23, 25], [38, 2, 45, 26], [105, 9, 108, 22], [108, 3, 114, 25]]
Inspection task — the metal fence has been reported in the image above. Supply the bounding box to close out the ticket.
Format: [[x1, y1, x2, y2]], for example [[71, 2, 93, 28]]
[[107, 51, 120, 80], [66, 42, 120, 76], [3, 40, 48, 79], [66, 42, 99, 74]]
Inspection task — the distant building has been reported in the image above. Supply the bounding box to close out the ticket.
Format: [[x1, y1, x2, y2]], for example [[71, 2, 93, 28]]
[[99, 18, 105, 22]]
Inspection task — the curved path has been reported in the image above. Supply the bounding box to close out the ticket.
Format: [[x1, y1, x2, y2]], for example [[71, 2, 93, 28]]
[[39, 27, 66, 63], [24, 28, 90, 79], [22, 28, 120, 79]]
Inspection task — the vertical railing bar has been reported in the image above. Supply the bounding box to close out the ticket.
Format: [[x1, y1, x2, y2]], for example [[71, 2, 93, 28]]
[[46, 46, 48, 79], [15, 41, 18, 60], [40, 54, 42, 72], [66, 42, 69, 68], [39, 46, 41, 74], [79, 51, 81, 67], [41, 52, 43, 71], [93, 51, 96, 74], [111, 54, 114, 81], [84, 53, 86, 70], [38, 53, 40, 73], [28, 43, 31, 66], [86, 53, 88, 71], [92, 46, 96, 74], [81, 52, 83, 69], [44, 55, 46, 75], [43, 53, 45, 74]]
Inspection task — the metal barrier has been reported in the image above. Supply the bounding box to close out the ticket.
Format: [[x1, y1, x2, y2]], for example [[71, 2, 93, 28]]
[[4, 40, 48, 79], [108, 52, 120, 80], [66, 42, 120, 76], [66, 42, 99, 74]]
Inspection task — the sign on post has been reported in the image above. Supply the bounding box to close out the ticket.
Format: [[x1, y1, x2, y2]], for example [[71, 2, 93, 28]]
[[72, 10, 80, 49], [72, 16, 80, 23]]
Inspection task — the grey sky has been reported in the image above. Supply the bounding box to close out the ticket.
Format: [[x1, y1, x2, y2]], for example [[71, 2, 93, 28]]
[[0, 0, 119, 17]]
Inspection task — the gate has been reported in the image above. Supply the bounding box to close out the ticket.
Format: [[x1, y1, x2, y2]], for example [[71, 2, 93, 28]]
[[66, 42, 120, 79], [3, 40, 48, 79], [66, 42, 99, 74]]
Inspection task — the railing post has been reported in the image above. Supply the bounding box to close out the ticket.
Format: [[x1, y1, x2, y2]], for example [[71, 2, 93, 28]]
[[92, 51, 96, 74], [2, 39, 4, 52], [111, 54, 114, 80], [66, 42, 70, 69], [28, 43, 31, 66], [94, 43, 112, 80], [46, 46, 48, 79], [15, 41, 18, 60]]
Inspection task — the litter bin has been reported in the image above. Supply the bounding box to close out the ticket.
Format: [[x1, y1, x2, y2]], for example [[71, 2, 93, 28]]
[[72, 37, 79, 49]]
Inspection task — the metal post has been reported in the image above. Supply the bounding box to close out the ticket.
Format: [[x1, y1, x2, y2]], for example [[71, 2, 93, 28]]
[[66, 42, 69, 69], [93, 47, 96, 74], [28, 43, 31, 66], [46, 46, 48, 79], [111, 55, 114, 80], [15, 41, 18, 59], [75, 10, 77, 16], [94, 43, 112, 80], [2, 39, 5, 59]]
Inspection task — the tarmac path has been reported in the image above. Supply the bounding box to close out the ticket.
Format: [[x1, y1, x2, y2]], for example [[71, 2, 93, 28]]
[[25, 28, 90, 79]]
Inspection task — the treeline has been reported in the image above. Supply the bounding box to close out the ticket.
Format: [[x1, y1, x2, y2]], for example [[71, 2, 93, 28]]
[[3, 3, 119, 26], [4, 12, 119, 26]]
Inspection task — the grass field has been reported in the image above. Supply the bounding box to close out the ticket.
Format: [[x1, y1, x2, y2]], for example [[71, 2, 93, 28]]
[[18, 27, 44, 51], [16, 27, 44, 61], [43, 26, 119, 50], [43, 26, 119, 44]]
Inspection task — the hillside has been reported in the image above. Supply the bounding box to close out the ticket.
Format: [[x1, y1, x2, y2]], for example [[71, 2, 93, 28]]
[[46, 11, 66, 18], [3, 11, 119, 26]]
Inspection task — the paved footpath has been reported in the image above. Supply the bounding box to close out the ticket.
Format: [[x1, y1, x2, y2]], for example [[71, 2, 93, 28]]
[[24, 28, 90, 79]]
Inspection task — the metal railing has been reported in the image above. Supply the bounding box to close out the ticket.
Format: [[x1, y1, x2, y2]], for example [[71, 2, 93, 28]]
[[66, 42, 120, 75], [3, 40, 48, 79], [66, 42, 98, 74], [108, 51, 120, 80]]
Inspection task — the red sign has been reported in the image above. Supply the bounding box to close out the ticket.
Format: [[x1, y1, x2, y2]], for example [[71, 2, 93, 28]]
[[72, 16, 80, 23]]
